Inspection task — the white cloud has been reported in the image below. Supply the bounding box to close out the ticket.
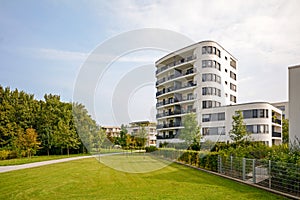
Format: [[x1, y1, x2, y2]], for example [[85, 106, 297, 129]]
[[105, 0, 300, 103]]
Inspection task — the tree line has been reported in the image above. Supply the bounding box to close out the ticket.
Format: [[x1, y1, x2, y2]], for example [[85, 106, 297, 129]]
[[0, 86, 100, 159]]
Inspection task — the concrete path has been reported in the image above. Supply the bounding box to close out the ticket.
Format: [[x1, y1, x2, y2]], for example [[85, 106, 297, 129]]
[[0, 155, 93, 173]]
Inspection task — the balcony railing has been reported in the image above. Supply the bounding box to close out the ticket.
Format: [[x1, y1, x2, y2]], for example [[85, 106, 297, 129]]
[[156, 108, 196, 119], [155, 55, 196, 75], [272, 118, 282, 125], [156, 96, 195, 107], [272, 132, 281, 138], [156, 82, 197, 97], [156, 69, 196, 86], [156, 123, 183, 129], [156, 135, 176, 139]]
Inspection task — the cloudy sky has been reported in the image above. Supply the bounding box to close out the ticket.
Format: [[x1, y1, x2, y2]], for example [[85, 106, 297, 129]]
[[1, 0, 300, 126]]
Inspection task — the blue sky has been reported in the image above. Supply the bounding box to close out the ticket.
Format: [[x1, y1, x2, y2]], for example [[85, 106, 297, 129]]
[[1, 0, 300, 125]]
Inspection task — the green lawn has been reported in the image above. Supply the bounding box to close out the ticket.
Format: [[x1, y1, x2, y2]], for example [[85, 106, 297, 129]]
[[0, 155, 286, 200], [0, 154, 89, 166]]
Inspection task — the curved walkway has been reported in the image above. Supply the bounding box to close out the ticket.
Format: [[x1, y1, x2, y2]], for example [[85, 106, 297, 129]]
[[0, 155, 93, 173]]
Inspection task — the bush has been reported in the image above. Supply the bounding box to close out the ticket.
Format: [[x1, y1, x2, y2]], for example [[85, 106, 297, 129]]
[[145, 146, 158, 153], [0, 149, 18, 160]]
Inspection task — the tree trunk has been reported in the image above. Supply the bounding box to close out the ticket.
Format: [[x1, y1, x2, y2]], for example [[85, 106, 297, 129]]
[[67, 148, 69, 156], [61, 148, 63, 155], [47, 148, 50, 156]]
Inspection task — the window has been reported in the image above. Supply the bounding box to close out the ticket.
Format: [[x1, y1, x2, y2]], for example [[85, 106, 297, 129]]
[[225, 69, 228, 73], [202, 47, 207, 54], [202, 112, 225, 122], [230, 71, 236, 80], [230, 83, 236, 91], [230, 58, 236, 69], [202, 46, 221, 57], [202, 87, 221, 97], [225, 56, 227, 60], [202, 100, 221, 109], [243, 109, 269, 119], [202, 60, 221, 71], [246, 125, 269, 134], [230, 95, 236, 103], [202, 73, 221, 83], [202, 127, 225, 136]]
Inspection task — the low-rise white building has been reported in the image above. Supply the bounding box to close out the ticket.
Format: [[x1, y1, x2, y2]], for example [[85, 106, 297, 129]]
[[102, 126, 121, 138], [127, 121, 157, 147]]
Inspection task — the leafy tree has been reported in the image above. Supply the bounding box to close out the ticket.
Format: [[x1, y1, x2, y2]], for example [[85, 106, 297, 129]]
[[282, 118, 289, 144], [135, 126, 147, 148], [229, 110, 250, 144], [179, 113, 201, 150], [118, 124, 127, 148], [92, 128, 107, 160]]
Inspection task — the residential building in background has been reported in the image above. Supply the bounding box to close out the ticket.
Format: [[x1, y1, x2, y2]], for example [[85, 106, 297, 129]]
[[102, 126, 121, 138], [127, 121, 157, 147], [155, 41, 282, 147], [289, 65, 300, 146], [272, 102, 289, 119]]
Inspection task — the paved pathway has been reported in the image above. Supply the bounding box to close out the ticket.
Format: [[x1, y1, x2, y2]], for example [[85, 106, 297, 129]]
[[0, 155, 93, 173]]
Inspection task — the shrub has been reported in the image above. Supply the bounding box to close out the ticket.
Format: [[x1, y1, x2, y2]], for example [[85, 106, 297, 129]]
[[145, 146, 158, 153]]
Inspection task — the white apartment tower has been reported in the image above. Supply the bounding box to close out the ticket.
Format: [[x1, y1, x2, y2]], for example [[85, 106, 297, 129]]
[[155, 41, 282, 146]]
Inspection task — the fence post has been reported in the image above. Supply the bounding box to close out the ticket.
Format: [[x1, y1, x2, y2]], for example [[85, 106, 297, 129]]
[[252, 159, 256, 183], [218, 155, 222, 174], [269, 160, 271, 188], [230, 156, 233, 176], [242, 158, 246, 181]]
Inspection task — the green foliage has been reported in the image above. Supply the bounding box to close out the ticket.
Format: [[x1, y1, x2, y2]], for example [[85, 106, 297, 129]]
[[179, 113, 201, 150], [0, 85, 97, 158], [282, 118, 289, 144], [145, 146, 157, 152], [229, 110, 249, 143]]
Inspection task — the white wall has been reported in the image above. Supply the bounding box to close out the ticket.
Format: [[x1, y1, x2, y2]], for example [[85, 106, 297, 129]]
[[289, 65, 300, 146]]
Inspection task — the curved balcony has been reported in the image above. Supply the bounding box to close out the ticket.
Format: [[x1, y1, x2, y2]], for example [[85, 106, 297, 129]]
[[156, 55, 196, 75], [156, 96, 196, 108], [156, 108, 196, 119], [156, 122, 183, 130], [156, 69, 196, 86], [156, 82, 197, 98]]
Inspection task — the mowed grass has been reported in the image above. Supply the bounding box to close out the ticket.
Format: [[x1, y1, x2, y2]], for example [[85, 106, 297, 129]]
[[0, 154, 90, 166], [0, 155, 286, 200]]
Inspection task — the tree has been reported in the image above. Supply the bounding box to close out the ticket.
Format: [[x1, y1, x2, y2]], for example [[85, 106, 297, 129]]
[[282, 118, 289, 144], [135, 126, 147, 148], [14, 128, 40, 158], [179, 113, 201, 150], [229, 110, 249, 144], [92, 128, 107, 160]]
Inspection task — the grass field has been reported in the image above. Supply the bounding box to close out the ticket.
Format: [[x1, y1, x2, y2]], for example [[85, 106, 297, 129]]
[[0, 155, 286, 200], [0, 154, 90, 166]]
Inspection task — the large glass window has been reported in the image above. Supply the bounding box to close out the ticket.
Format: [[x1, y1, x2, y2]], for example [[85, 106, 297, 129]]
[[202, 87, 221, 97], [202, 101, 221, 109], [243, 109, 269, 119], [202, 60, 221, 71], [230, 71, 236, 80], [202, 73, 221, 84], [202, 127, 225, 135], [246, 124, 269, 134], [202, 46, 221, 57], [202, 112, 225, 122]]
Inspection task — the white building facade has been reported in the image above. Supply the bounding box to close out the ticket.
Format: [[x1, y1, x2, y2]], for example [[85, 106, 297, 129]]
[[155, 41, 282, 147], [127, 121, 157, 147], [289, 65, 300, 146]]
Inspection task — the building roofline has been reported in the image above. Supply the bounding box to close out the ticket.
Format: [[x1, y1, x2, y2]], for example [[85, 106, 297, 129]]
[[155, 40, 237, 64], [288, 64, 300, 70]]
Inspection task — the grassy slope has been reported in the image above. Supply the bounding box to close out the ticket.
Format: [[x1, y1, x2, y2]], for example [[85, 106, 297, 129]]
[[0, 157, 286, 200]]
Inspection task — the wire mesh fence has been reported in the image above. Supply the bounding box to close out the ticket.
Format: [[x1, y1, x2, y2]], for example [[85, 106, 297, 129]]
[[218, 156, 300, 197]]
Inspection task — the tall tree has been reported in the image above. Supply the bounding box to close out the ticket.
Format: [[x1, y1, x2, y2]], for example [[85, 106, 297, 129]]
[[229, 110, 249, 143], [179, 113, 201, 150]]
